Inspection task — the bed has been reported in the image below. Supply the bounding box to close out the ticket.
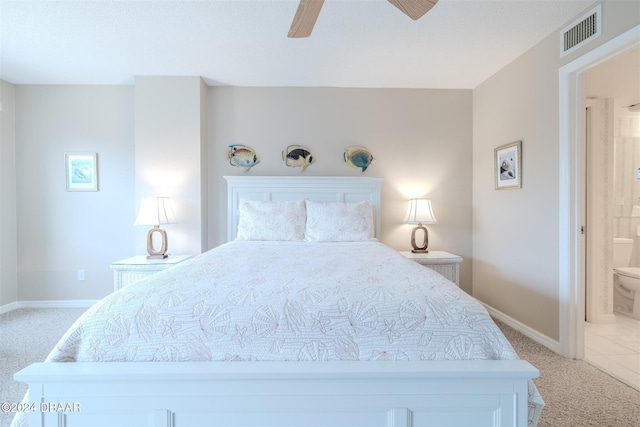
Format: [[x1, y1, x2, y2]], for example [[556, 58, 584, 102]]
[[12, 176, 543, 427]]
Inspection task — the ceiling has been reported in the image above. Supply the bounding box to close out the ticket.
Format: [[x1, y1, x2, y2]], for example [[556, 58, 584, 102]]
[[0, 0, 598, 88]]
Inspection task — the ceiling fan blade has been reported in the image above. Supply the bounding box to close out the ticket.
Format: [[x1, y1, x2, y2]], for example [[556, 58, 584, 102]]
[[387, 0, 438, 20], [288, 0, 325, 38]]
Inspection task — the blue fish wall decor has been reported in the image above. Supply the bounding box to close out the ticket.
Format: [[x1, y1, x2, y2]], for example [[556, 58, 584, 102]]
[[282, 145, 316, 172], [227, 145, 260, 171], [344, 146, 376, 172]]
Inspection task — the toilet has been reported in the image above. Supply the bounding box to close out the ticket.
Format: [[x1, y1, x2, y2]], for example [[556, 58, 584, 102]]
[[612, 237, 640, 320]]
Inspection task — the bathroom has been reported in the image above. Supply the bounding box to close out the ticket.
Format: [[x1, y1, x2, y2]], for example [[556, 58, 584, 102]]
[[583, 45, 640, 391]]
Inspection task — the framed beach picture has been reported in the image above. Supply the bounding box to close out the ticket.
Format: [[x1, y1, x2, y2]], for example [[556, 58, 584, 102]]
[[65, 152, 98, 191], [495, 141, 521, 190]]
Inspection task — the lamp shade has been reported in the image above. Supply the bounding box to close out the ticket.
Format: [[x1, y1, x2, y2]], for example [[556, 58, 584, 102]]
[[404, 199, 437, 225], [133, 197, 177, 226]]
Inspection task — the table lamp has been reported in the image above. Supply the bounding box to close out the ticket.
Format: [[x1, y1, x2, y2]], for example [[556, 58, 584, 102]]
[[404, 198, 437, 253], [134, 196, 176, 259]]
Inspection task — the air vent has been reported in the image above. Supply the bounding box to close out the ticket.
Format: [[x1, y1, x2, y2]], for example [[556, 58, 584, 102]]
[[560, 4, 602, 57]]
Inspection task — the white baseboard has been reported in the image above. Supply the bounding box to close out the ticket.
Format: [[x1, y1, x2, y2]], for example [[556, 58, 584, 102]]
[[0, 299, 98, 314], [0, 301, 20, 315], [480, 301, 562, 355]]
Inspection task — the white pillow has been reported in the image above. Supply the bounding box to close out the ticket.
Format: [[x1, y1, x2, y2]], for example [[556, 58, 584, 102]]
[[236, 199, 306, 241], [305, 200, 375, 241]]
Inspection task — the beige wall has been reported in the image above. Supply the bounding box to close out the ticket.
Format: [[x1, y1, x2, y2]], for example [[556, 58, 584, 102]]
[[472, 0, 640, 341], [6, 84, 473, 303], [207, 87, 474, 292], [0, 80, 18, 307], [15, 85, 135, 300], [134, 76, 208, 257]]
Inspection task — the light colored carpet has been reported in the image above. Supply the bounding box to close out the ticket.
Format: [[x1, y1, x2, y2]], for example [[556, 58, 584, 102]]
[[0, 308, 86, 427], [1, 308, 639, 427], [494, 318, 640, 427]]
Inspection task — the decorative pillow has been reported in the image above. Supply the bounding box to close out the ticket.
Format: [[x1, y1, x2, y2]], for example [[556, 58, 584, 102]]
[[236, 199, 306, 241], [304, 200, 375, 241]]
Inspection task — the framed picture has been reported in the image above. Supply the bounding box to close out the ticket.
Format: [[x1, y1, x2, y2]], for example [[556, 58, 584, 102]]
[[495, 141, 522, 189], [65, 152, 98, 192]]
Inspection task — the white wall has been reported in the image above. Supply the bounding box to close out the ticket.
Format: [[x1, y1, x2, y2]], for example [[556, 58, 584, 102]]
[[207, 87, 473, 292], [0, 80, 18, 307], [15, 85, 135, 300], [472, 0, 640, 341], [134, 76, 207, 257], [613, 116, 640, 265]]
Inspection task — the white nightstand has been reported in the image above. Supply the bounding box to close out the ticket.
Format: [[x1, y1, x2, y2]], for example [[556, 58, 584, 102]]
[[110, 255, 193, 291], [399, 251, 462, 286]]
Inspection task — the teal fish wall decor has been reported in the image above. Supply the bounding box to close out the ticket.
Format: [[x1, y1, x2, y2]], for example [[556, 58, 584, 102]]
[[344, 146, 375, 172], [282, 145, 315, 172], [227, 145, 260, 171]]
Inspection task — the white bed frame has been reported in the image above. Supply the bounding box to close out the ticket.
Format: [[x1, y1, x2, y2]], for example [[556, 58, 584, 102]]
[[15, 176, 540, 427]]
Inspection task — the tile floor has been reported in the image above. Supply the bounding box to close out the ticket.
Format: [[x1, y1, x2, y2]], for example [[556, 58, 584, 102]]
[[584, 314, 640, 391]]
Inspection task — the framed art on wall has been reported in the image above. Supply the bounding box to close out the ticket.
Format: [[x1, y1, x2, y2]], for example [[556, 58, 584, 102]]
[[495, 141, 521, 189], [65, 152, 98, 191]]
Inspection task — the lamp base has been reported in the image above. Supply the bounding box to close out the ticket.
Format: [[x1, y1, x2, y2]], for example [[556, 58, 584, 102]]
[[410, 224, 429, 253], [411, 249, 429, 253], [147, 226, 169, 259], [147, 254, 169, 260]]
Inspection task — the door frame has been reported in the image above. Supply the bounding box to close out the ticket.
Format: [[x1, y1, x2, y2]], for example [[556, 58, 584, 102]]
[[559, 25, 640, 359]]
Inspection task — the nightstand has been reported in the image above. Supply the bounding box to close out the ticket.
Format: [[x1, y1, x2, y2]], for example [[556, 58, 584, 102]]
[[399, 251, 462, 286], [110, 255, 192, 291]]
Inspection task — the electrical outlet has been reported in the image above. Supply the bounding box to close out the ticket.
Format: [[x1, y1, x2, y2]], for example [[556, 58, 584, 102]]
[[77, 270, 85, 281]]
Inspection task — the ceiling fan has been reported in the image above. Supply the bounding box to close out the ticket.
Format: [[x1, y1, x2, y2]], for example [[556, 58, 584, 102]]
[[288, 0, 438, 38]]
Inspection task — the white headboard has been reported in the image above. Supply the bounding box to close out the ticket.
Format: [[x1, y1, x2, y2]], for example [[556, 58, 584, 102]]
[[224, 176, 383, 242]]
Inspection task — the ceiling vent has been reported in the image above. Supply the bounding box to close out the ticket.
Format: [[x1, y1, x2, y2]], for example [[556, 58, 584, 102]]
[[560, 4, 602, 57]]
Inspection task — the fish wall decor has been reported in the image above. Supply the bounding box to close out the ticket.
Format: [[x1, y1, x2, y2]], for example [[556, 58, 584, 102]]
[[227, 144, 260, 171], [282, 145, 315, 172], [344, 146, 375, 172]]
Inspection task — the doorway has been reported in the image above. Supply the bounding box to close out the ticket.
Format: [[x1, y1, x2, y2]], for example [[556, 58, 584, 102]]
[[582, 48, 640, 390], [559, 25, 640, 360]]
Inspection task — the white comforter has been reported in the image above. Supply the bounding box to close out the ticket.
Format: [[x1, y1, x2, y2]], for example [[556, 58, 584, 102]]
[[14, 241, 543, 425]]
